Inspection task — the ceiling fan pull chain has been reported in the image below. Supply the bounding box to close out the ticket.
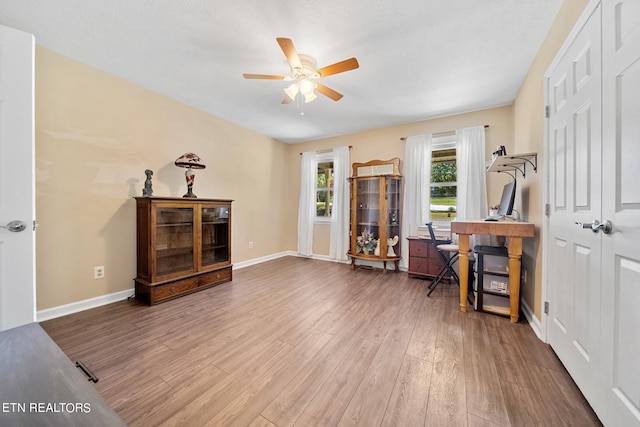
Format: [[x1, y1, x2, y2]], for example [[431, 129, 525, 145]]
[[297, 92, 304, 116]]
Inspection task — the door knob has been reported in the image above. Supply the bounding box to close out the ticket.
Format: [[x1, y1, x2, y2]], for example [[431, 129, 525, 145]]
[[574, 219, 612, 234], [1, 220, 27, 232], [592, 220, 612, 234]]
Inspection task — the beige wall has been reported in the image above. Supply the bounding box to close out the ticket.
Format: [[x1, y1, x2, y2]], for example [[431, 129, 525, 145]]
[[512, 0, 589, 319], [290, 105, 515, 255], [293, 0, 590, 321], [36, 0, 589, 318], [35, 48, 295, 310]]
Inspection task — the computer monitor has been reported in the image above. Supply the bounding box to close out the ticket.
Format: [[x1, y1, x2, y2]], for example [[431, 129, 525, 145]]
[[497, 180, 517, 217]]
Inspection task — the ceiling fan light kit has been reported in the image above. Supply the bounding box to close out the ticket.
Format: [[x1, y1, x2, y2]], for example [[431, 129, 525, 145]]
[[243, 37, 359, 112]]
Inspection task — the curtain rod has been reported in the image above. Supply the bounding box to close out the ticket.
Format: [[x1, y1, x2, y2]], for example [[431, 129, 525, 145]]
[[400, 124, 489, 141], [300, 145, 352, 155]]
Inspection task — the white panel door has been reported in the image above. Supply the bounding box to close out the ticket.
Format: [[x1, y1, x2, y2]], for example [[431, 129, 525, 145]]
[[599, 0, 640, 425], [0, 25, 36, 331], [546, 1, 640, 425], [546, 1, 602, 407]]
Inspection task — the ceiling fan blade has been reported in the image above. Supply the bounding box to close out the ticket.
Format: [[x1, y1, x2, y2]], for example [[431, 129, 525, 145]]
[[243, 73, 286, 80], [316, 58, 359, 78], [281, 96, 293, 104], [276, 38, 302, 69], [316, 83, 343, 101]]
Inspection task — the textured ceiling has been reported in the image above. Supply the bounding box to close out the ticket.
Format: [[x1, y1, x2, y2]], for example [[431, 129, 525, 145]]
[[0, 0, 562, 143]]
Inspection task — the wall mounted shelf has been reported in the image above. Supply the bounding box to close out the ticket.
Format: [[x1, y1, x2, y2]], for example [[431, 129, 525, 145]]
[[486, 152, 537, 178]]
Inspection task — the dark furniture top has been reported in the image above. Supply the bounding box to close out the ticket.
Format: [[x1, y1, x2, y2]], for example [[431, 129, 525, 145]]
[[0, 323, 125, 427]]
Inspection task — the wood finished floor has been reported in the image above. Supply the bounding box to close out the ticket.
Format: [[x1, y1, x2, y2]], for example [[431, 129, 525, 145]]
[[41, 256, 601, 426]]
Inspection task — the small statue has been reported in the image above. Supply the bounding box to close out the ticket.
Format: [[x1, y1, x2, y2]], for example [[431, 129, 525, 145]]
[[387, 235, 399, 256], [142, 169, 153, 196]]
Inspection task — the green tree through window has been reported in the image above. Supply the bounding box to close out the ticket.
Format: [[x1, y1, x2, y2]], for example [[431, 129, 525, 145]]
[[430, 147, 457, 220], [316, 161, 333, 217]]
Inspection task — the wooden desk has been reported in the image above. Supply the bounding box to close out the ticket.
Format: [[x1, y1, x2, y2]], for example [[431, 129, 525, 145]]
[[451, 220, 535, 322]]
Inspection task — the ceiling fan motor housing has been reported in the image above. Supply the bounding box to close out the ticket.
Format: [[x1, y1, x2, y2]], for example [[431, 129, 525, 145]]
[[291, 54, 320, 80]]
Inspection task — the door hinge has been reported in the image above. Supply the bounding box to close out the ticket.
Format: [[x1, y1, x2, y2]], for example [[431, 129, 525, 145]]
[[545, 105, 551, 118], [544, 301, 550, 314], [33, 220, 39, 231], [545, 203, 551, 217]]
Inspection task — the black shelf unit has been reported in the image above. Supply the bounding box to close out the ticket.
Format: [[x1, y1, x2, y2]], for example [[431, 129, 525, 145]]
[[473, 245, 511, 316]]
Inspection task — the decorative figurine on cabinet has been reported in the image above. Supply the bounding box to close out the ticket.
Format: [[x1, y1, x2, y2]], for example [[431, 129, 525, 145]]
[[142, 169, 153, 196], [387, 235, 399, 256]]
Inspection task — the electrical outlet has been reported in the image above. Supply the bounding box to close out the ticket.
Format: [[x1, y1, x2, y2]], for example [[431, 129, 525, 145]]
[[94, 266, 105, 280], [523, 269, 527, 284], [248, 241, 254, 249]]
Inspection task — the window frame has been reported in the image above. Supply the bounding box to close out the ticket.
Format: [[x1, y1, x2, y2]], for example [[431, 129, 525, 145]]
[[314, 152, 334, 223], [430, 134, 457, 225]]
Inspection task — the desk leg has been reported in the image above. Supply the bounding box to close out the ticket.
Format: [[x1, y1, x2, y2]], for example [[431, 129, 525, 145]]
[[458, 234, 471, 313], [507, 238, 523, 323]]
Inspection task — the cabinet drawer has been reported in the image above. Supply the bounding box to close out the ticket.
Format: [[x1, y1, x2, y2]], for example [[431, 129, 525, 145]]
[[137, 267, 232, 305], [409, 239, 429, 257], [155, 276, 200, 301], [409, 256, 429, 274], [408, 255, 448, 279], [481, 273, 510, 294]]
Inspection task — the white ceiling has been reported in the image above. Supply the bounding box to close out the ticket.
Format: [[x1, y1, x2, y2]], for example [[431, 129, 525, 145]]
[[0, 0, 562, 143]]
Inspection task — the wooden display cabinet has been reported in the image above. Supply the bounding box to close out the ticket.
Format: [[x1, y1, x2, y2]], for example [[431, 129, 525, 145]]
[[347, 158, 402, 273], [134, 197, 232, 305]]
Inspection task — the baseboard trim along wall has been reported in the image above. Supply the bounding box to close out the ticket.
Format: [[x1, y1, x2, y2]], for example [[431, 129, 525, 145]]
[[37, 288, 135, 322], [37, 252, 297, 321], [520, 299, 543, 340], [233, 251, 296, 269], [37, 253, 542, 344]]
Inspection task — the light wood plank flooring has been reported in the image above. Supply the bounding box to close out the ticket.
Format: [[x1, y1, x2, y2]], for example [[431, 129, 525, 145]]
[[41, 256, 601, 426]]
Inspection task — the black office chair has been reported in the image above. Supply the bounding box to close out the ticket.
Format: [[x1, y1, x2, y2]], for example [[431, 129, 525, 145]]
[[425, 222, 460, 296]]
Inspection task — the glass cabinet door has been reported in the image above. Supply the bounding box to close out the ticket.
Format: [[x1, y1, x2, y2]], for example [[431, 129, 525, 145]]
[[355, 178, 380, 255], [155, 207, 195, 276], [201, 206, 230, 268], [386, 177, 402, 257]]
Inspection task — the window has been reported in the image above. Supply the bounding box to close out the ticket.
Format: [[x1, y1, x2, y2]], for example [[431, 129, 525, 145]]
[[430, 135, 457, 221], [316, 157, 334, 218]]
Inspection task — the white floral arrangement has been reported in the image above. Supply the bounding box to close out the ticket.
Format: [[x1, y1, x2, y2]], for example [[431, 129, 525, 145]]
[[356, 229, 377, 255]]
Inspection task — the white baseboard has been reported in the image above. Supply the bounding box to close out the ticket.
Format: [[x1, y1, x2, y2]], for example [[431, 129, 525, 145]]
[[234, 251, 354, 269], [37, 288, 134, 322], [520, 298, 544, 340], [294, 253, 352, 265], [44, 253, 553, 335], [37, 252, 357, 321], [37, 252, 302, 322], [233, 251, 297, 269]]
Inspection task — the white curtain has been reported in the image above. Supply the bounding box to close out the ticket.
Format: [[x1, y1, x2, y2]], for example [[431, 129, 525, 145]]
[[456, 126, 489, 246], [401, 134, 432, 268], [298, 151, 316, 256], [329, 146, 350, 261]]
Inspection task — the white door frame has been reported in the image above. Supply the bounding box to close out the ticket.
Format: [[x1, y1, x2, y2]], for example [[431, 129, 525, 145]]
[[0, 24, 36, 331]]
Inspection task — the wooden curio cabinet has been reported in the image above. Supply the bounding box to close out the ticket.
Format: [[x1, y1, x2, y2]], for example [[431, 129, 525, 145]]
[[348, 158, 402, 273], [134, 197, 232, 305]]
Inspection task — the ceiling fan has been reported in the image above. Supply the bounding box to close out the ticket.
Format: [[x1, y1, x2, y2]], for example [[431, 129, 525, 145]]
[[243, 38, 359, 105]]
